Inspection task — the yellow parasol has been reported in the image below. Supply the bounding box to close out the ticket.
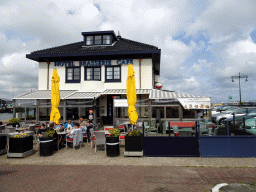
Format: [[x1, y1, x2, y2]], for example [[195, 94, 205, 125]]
[[126, 64, 138, 125], [50, 69, 61, 124]]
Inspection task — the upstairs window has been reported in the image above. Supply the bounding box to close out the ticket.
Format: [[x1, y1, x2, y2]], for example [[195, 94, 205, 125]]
[[66, 66, 81, 83], [85, 35, 111, 45], [86, 36, 93, 45], [103, 35, 111, 44], [85, 67, 101, 81], [105, 66, 121, 82], [94, 36, 102, 45]]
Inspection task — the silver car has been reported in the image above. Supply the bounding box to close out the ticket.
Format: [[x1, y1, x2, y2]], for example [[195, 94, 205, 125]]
[[212, 107, 256, 125]]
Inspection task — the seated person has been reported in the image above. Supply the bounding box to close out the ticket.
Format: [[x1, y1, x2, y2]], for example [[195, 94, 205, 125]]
[[67, 123, 80, 140], [64, 119, 74, 130], [48, 123, 58, 138], [86, 122, 94, 142], [37, 124, 48, 137], [78, 117, 87, 127], [54, 123, 63, 131]]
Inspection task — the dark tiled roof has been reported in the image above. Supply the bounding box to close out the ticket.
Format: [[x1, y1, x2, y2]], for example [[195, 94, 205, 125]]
[[30, 38, 159, 55]]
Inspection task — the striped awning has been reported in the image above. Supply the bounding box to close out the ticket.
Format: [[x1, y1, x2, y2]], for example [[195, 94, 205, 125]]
[[14, 90, 77, 100], [65, 92, 101, 99], [102, 89, 151, 95], [149, 89, 206, 100], [14, 89, 207, 100]]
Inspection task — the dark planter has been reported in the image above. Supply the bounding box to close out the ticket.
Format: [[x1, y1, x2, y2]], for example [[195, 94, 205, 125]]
[[39, 137, 54, 157], [7, 123, 19, 127], [125, 135, 143, 151], [9, 136, 33, 153], [0, 135, 7, 151], [106, 136, 120, 157]]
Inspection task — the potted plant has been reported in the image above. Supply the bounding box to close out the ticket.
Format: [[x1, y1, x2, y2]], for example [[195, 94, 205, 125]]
[[107, 128, 121, 143], [26, 115, 33, 120], [8, 118, 20, 127], [125, 130, 143, 152], [39, 129, 57, 157], [9, 133, 33, 154], [106, 128, 121, 157]]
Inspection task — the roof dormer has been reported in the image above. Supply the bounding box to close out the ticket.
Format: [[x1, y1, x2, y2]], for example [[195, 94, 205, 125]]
[[82, 30, 118, 46]]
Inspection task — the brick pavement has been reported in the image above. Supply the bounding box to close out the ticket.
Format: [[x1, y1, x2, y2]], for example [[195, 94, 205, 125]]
[[0, 165, 256, 192]]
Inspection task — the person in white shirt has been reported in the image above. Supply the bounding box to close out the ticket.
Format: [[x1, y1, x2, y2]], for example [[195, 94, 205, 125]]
[[64, 119, 74, 130], [67, 123, 80, 139]]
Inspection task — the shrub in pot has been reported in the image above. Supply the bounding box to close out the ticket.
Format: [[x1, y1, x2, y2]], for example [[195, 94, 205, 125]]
[[107, 128, 121, 143], [106, 128, 121, 157], [125, 130, 143, 151], [8, 118, 20, 127]]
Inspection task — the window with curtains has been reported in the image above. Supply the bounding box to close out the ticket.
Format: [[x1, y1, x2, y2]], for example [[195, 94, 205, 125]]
[[66, 66, 81, 83], [84, 67, 101, 81], [105, 66, 121, 82]]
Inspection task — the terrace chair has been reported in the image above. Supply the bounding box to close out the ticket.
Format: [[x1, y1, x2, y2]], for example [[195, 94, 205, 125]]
[[2, 129, 10, 134], [7, 127, 16, 133], [179, 131, 192, 136], [0, 125, 5, 133], [89, 128, 95, 148], [148, 121, 157, 135], [19, 122, 25, 127], [94, 131, 106, 152], [66, 129, 83, 150], [172, 125, 179, 136]]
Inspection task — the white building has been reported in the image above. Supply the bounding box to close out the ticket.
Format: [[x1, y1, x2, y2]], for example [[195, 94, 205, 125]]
[[14, 30, 211, 126]]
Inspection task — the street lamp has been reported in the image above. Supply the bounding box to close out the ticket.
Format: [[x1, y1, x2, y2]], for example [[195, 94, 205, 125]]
[[231, 72, 248, 104]]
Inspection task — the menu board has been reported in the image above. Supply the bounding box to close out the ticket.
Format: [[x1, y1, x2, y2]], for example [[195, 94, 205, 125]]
[[177, 98, 211, 109]]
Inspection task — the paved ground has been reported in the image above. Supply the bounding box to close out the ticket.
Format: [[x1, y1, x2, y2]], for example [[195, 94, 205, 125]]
[[1, 165, 256, 192], [1, 140, 256, 191]]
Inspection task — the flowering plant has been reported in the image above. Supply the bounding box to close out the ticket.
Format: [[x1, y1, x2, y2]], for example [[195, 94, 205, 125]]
[[128, 130, 141, 136], [108, 128, 121, 137], [14, 133, 28, 138]]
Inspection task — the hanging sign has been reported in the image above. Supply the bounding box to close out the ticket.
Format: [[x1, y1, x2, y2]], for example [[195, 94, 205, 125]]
[[114, 99, 128, 107], [177, 98, 211, 109]]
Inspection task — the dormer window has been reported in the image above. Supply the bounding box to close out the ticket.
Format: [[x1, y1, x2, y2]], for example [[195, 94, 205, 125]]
[[86, 36, 93, 45], [82, 31, 117, 46], [95, 35, 102, 45], [103, 35, 111, 44]]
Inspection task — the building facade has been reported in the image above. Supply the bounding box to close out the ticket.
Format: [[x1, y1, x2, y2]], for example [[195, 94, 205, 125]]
[[14, 30, 211, 126]]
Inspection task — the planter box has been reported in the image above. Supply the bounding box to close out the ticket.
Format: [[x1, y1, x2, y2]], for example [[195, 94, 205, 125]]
[[125, 135, 143, 151], [0, 135, 7, 150], [9, 136, 33, 153], [106, 137, 120, 157]]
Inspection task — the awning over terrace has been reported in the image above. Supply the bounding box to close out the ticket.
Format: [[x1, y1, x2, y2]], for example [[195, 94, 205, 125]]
[[14, 89, 211, 109]]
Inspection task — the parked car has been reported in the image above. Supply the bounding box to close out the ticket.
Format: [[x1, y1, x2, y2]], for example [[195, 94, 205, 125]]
[[212, 107, 256, 125], [226, 108, 256, 125]]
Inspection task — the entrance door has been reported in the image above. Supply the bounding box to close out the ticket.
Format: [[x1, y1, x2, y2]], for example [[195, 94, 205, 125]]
[[107, 95, 113, 125]]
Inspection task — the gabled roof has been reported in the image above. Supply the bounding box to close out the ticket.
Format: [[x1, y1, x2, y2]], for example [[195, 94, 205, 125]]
[[26, 38, 161, 62]]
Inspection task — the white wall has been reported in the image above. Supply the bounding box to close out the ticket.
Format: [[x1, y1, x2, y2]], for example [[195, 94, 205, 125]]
[[38, 59, 153, 91]]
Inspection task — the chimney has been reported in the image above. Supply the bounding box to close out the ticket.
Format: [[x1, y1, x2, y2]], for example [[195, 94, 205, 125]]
[[117, 31, 121, 40]]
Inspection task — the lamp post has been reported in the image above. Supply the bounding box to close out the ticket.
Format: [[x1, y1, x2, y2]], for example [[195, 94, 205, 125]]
[[231, 72, 248, 104]]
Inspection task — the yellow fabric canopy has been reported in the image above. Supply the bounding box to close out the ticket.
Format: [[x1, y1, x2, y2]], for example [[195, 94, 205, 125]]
[[126, 64, 138, 125], [50, 69, 61, 124]]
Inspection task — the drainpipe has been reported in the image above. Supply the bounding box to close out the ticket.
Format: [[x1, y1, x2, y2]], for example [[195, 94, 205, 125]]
[[138, 59, 142, 89], [47, 61, 50, 90]]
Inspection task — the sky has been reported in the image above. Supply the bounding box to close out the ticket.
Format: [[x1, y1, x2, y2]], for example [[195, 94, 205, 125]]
[[1, 0, 256, 103]]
